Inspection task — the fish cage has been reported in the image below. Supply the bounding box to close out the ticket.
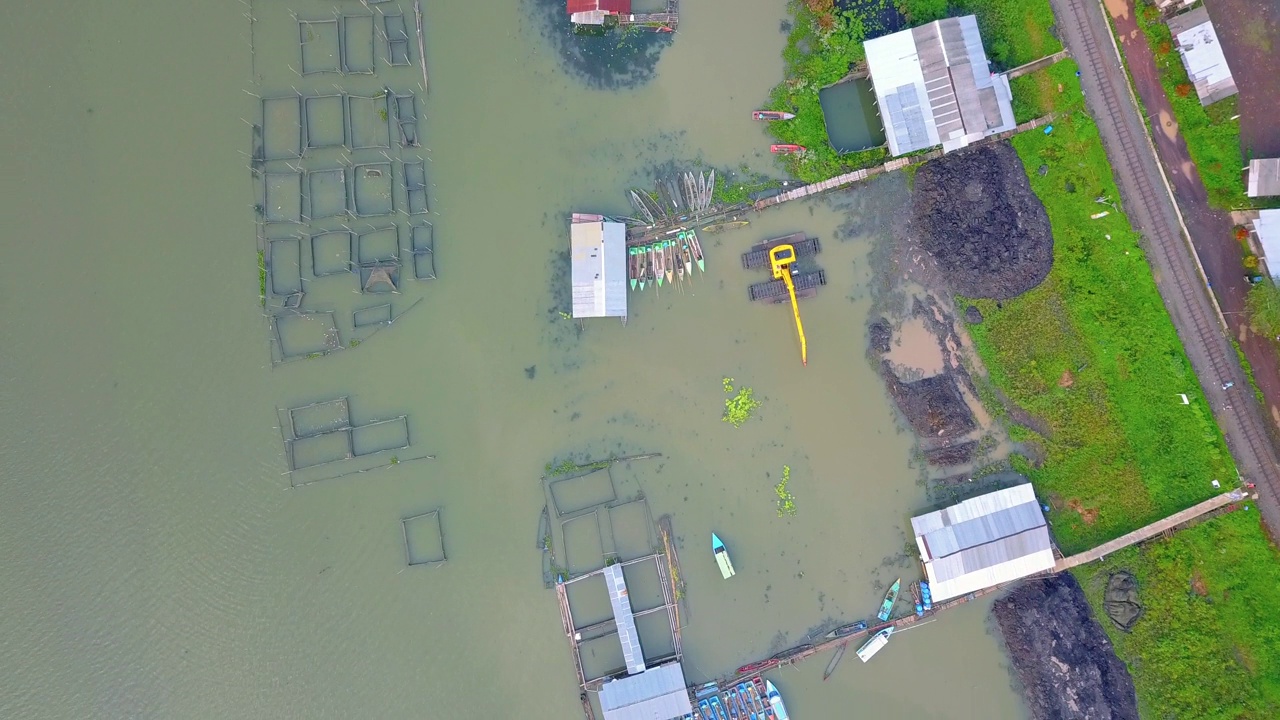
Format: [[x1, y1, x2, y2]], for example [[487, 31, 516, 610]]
[[288, 396, 352, 438], [355, 226, 400, 265], [382, 13, 412, 67], [310, 230, 354, 277], [360, 264, 400, 294], [298, 18, 341, 75], [390, 91, 420, 147], [288, 428, 355, 470], [402, 160, 428, 215], [352, 415, 410, 456], [353, 303, 393, 328], [410, 223, 436, 280], [352, 163, 394, 217], [402, 509, 447, 567], [267, 236, 303, 297], [259, 95, 302, 161], [607, 498, 657, 562], [562, 509, 608, 576], [339, 14, 377, 75], [271, 310, 341, 361], [260, 171, 303, 223], [306, 168, 350, 220], [345, 94, 391, 150], [303, 94, 346, 151]]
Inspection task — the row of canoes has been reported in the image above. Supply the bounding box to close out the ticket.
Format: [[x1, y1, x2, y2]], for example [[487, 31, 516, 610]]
[[694, 677, 789, 720], [628, 229, 705, 291]]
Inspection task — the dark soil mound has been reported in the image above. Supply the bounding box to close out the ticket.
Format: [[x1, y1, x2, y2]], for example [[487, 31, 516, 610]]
[[912, 142, 1053, 300], [880, 364, 976, 438], [994, 575, 1139, 720], [923, 441, 976, 466], [868, 318, 892, 353]]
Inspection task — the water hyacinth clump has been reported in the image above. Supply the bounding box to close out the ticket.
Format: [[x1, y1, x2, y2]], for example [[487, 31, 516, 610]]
[[775, 464, 797, 516], [722, 377, 762, 428]]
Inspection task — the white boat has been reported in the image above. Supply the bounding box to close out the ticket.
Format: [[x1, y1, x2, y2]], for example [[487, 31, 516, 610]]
[[856, 626, 894, 662], [765, 680, 789, 720], [712, 532, 735, 579]]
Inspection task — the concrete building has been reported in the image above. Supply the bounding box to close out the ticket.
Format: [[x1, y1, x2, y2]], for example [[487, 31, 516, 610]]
[[1247, 158, 1280, 198], [567, 0, 630, 26], [863, 15, 1016, 156], [1166, 7, 1237, 106], [1252, 210, 1280, 278], [911, 484, 1055, 602], [570, 215, 627, 320]]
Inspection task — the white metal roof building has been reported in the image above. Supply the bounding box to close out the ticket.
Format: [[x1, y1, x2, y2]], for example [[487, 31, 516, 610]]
[[1166, 7, 1237, 106], [598, 662, 692, 720], [570, 217, 627, 319], [1252, 210, 1280, 278], [911, 484, 1054, 602], [863, 15, 1016, 156], [1248, 159, 1280, 198]]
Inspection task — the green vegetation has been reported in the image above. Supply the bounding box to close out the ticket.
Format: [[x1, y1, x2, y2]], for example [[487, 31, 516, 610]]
[[389, 455, 399, 465], [348, 339, 361, 348], [1246, 280, 1280, 339], [774, 465, 797, 516], [722, 377, 762, 427], [1132, 0, 1247, 209], [895, 0, 1060, 68], [544, 456, 613, 477], [257, 250, 266, 307], [1073, 511, 1280, 717], [712, 166, 782, 205], [1008, 59, 1083, 124], [963, 106, 1235, 552]]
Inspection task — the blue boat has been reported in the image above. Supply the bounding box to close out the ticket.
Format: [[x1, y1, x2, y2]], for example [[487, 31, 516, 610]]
[[737, 683, 757, 719], [726, 689, 739, 719], [766, 680, 790, 720], [877, 578, 901, 622], [736, 686, 751, 717], [709, 696, 728, 720], [699, 699, 714, 720]]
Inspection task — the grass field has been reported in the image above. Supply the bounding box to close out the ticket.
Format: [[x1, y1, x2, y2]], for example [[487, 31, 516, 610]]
[[1009, 58, 1083, 123], [895, 0, 1061, 69], [963, 104, 1237, 553], [1073, 511, 1280, 718]]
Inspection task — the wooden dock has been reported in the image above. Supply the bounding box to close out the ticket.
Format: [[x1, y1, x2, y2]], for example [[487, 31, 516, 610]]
[[616, 0, 678, 31]]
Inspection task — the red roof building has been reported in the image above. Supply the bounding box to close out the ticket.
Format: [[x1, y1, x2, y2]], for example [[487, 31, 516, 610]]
[[567, 0, 631, 25]]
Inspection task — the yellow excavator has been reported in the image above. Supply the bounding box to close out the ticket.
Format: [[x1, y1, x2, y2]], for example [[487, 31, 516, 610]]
[[769, 244, 807, 366]]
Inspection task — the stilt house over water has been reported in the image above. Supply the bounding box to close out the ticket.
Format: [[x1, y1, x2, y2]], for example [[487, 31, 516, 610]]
[[570, 214, 628, 321], [568, 0, 630, 26], [863, 15, 1016, 156]]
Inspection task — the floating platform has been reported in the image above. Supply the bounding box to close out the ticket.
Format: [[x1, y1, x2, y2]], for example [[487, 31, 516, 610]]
[[748, 269, 826, 303], [741, 233, 820, 270]]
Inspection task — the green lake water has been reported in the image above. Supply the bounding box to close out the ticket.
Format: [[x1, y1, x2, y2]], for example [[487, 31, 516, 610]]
[[0, 0, 1026, 717]]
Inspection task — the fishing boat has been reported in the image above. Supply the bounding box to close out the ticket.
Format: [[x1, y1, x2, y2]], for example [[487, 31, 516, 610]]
[[770, 144, 805, 154], [680, 235, 694, 277], [822, 642, 847, 681], [921, 581, 933, 611], [709, 695, 727, 720], [703, 220, 749, 234], [699, 699, 714, 720], [765, 681, 790, 720], [653, 242, 665, 288], [736, 684, 755, 719], [688, 229, 706, 272], [727, 688, 741, 719], [712, 532, 736, 579], [746, 682, 767, 717], [823, 619, 867, 640], [753, 110, 796, 121], [664, 241, 675, 285], [628, 247, 639, 291], [878, 578, 901, 621], [638, 254, 647, 291], [856, 626, 894, 663], [736, 659, 777, 675]]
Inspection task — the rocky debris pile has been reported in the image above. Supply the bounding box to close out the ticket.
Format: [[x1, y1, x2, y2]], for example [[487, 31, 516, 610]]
[[994, 575, 1139, 720], [1104, 572, 1143, 631], [879, 367, 976, 439], [911, 142, 1054, 300]]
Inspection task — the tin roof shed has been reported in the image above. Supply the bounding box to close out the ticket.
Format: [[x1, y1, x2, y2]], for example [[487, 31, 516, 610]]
[[1252, 210, 1280, 278], [863, 15, 1015, 156], [598, 662, 692, 720], [911, 484, 1055, 602], [1248, 159, 1280, 198], [568, 0, 631, 25], [1167, 7, 1237, 106], [571, 219, 628, 319]]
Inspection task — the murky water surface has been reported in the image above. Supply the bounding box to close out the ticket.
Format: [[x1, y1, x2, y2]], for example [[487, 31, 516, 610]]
[[0, 1, 1025, 717]]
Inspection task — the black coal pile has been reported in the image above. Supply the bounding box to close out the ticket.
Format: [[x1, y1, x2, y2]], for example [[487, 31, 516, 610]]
[[911, 142, 1053, 300]]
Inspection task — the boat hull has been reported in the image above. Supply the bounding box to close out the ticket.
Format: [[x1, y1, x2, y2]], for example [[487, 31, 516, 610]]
[[712, 533, 736, 579], [856, 627, 894, 662], [770, 144, 805, 154], [752, 111, 796, 121], [878, 578, 901, 621]]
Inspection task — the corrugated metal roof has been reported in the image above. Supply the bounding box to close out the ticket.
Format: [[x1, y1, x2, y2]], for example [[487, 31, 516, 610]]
[[865, 15, 1013, 156], [1169, 8, 1237, 106], [571, 221, 628, 319], [567, 0, 630, 15], [604, 564, 646, 675], [1248, 159, 1280, 198], [599, 662, 692, 720], [911, 485, 1053, 602], [1253, 210, 1280, 278]]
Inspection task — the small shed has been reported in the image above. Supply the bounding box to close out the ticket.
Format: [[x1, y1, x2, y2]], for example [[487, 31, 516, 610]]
[[598, 662, 692, 720], [911, 484, 1055, 602], [1248, 158, 1280, 198], [863, 15, 1016, 156], [1166, 7, 1237, 106], [568, 0, 631, 25], [570, 216, 628, 320], [1252, 210, 1280, 278]]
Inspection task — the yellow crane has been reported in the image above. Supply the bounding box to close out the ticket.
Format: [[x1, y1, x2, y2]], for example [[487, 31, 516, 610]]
[[769, 244, 808, 366]]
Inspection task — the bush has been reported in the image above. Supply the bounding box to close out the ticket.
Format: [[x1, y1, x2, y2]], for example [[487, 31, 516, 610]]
[[1246, 281, 1280, 338]]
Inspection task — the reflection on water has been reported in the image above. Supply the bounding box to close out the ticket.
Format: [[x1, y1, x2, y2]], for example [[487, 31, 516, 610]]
[[0, 0, 1028, 718]]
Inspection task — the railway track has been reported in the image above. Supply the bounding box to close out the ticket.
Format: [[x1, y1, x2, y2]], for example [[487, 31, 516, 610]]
[[1054, 0, 1280, 528]]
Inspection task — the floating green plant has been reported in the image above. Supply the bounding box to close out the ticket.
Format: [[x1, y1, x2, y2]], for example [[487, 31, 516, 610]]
[[722, 377, 762, 428], [257, 250, 266, 306], [775, 464, 796, 516], [378, 108, 388, 122]]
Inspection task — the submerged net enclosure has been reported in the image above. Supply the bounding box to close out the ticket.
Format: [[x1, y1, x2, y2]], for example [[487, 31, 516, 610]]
[[339, 14, 376, 75], [306, 168, 349, 220], [299, 18, 341, 75], [259, 95, 302, 161], [268, 237, 303, 297], [353, 303, 393, 328], [383, 13, 412, 67], [352, 163, 394, 217], [410, 223, 435, 280], [391, 91, 419, 147], [403, 160, 428, 215], [351, 415, 410, 456], [310, 230, 353, 277], [345, 94, 390, 150], [360, 264, 400, 294], [272, 310, 341, 360], [402, 509, 447, 566], [355, 226, 400, 265], [303, 94, 346, 151], [262, 172, 302, 223], [288, 397, 352, 438]]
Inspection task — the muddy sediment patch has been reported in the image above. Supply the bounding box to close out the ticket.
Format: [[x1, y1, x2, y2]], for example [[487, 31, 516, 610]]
[[910, 142, 1053, 299], [994, 575, 1139, 720], [879, 364, 976, 439]]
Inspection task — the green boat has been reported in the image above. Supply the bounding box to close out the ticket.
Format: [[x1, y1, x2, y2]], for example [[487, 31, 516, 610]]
[[628, 247, 638, 291], [877, 578, 900, 622], [688, 229, 706, 273]]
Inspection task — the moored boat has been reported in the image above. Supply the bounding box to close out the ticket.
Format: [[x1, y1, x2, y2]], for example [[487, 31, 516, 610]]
[[746, 682, 766, 716], [681, 235, 694, 277], [856, 626, 894, 662], [727, 688, 741, 719], [753, 110, 796, 121], [664, 241, 675, 285], [699, 699, 713, 720], [653, 242, 665, 287], [709, 695, 727, 720], [688, 229, 706, 272], [770, 144, 805, 154], [822, 642, 847, 681], [765, 680, 790, 720], [823, 619, 868, 639], [878, 578, 901, 621], [628, 247, 638, 291], [703, 220, 749, 234], [712, 532, 736, 579], [737, 659, 777, 675]]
